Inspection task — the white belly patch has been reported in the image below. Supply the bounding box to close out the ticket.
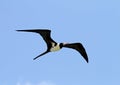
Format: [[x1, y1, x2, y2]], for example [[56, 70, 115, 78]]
[[50, 44, 61, 52]]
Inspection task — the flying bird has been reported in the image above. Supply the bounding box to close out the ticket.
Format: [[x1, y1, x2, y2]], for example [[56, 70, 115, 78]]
[[16, 29, 89, 63]]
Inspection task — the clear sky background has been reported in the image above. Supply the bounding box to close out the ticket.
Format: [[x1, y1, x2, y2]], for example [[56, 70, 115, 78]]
[[0, 0, 120, 85]]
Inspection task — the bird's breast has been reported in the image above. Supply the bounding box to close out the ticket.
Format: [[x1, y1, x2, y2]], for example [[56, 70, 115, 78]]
[[50, 44, 61, 52]]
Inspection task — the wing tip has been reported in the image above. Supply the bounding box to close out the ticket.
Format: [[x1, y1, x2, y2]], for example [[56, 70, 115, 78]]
[[16, 30, 20, 31], [86, 59, 89, 63], [84, 55, 89, 63], [16, 29, 51, 33], [82, 53, 89, 63], [16, 30, 26, 32]]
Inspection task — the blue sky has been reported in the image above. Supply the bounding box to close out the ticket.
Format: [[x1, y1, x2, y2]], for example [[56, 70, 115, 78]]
[[0, 0, 120, 85]]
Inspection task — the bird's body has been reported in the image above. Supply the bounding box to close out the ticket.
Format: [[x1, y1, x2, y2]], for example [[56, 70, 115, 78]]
[[16, 29, 89, 63], [50, 43, 61, 52]]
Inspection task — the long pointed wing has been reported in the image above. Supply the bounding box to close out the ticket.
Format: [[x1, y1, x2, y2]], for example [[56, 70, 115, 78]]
[[16, 29, 57, 48], [63, 43, 89, 63]]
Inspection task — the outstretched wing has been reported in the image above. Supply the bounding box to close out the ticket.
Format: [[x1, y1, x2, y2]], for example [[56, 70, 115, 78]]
[[16, 29, 57, 48], [63, 43, 89, 63]]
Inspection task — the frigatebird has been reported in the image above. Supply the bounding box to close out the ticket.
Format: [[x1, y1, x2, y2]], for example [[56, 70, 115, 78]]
[[16, 29, 89, 63]]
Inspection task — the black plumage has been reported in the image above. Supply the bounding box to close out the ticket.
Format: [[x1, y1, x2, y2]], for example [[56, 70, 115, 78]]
[[63, 43, 88, 63], [16, 29, 89, 63]]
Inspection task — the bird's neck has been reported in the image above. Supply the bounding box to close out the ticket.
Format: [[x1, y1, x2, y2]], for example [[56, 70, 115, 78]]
[[59, 43, 64, 48]]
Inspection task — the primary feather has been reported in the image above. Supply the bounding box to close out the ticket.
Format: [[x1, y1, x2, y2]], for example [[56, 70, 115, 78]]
[[63, 43, 88, 63]]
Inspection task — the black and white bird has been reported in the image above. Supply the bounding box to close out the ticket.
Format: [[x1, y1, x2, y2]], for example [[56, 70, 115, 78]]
[[16, 29, 89, 63]]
